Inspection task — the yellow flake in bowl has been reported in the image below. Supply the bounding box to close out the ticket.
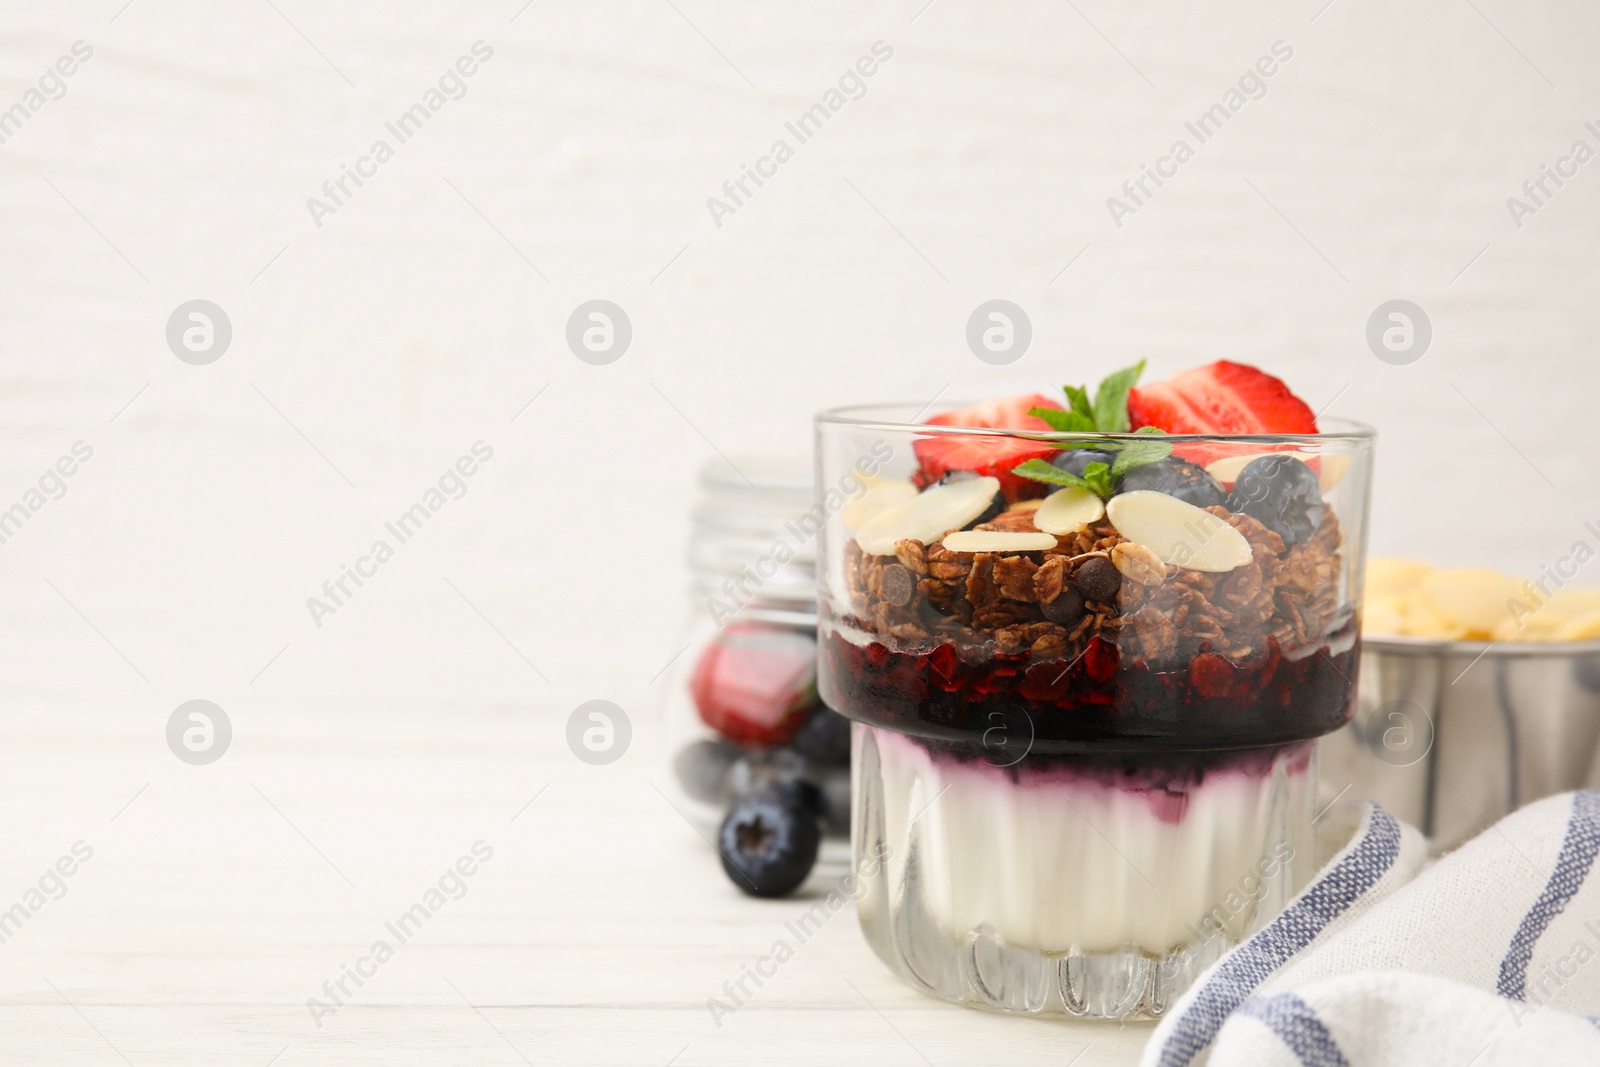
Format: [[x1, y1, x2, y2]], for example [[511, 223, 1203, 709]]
[[1420, 568, 1522, 638], [1364, 558, 1435, 600], [1362, 556, 1600, 643]]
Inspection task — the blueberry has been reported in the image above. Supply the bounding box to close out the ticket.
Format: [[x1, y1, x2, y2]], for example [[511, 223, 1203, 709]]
[[939, 471, 1004, 526], [772, 776, 825, 816], [1226, 454, 1323, 547], [718, 786, 821, 897], [726, 746, 808, 800], [791, 706, 851, 767], [673, 739, 740, 805], [1051, 448, 1117, 478], [1115, 457, 1227, 508]]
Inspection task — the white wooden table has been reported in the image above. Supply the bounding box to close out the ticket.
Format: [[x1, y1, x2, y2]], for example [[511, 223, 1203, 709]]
[[0, 702, 1149, 1065]]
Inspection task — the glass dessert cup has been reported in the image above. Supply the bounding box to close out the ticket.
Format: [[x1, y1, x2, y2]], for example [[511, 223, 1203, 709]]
[[815, 406, 1375, 1019]]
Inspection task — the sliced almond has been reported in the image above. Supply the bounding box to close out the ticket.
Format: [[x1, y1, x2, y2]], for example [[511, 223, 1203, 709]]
[[941, 530, 1057, 554], [1104, 491, 1252, 573], [856, 476, 1001, 555], [840, 479, 918, 530], [1033, 486, 1105, 535], [1317, 453, 1349, 492], [1111, 542, 1167, 586]]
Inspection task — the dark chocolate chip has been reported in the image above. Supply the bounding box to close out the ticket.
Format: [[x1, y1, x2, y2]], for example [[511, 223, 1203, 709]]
[[1041, 587, 1086, 627], [1072, 556, 1122, 602], [882, 563, 916, 607]]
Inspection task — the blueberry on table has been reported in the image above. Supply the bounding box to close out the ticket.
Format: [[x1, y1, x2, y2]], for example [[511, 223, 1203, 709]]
[[673, 738, 740, 804], [791, 706, 852, 767], [1226, 454, 1323, 547], [726, 746, 808, 800], [1114, 456, 1227, 508], [718, 786, 821, 897]]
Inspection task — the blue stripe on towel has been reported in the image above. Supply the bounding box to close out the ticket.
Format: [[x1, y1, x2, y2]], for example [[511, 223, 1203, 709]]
[[1497, 791, 1600, 1001], [1238, 993, 1351, 1067], [1154, 805, 1401, 1067]]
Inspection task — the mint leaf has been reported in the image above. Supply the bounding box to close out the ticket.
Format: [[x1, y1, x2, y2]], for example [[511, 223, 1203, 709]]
[[1029, 406, 1096, 434], [1011, 459, 1090, 490], [1109, 427, 1171, 478], [1062, 384, 1095, 425], [1013, 458, 1121, 499], [1080, 461, 1115, 499], [1092, 360, 1146, 434]]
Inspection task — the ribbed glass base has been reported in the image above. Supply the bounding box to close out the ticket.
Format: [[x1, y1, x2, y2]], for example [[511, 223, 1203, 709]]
[[851, 724, 1313, 1019]]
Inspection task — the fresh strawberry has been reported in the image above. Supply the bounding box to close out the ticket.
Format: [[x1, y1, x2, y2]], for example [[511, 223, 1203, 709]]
[[691, 623, 818, 746], [914, 393, 1064, 501], [1127, 361, 1317, 467], [1128, 361, 1317, 435]]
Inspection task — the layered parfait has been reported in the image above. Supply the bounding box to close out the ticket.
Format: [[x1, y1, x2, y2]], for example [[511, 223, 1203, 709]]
[[816, 361, 1372, 1018]]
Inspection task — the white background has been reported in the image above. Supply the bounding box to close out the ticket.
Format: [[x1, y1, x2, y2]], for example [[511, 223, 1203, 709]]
[[4, 0, 1599, 715], [0, 2, 1597, 1062]]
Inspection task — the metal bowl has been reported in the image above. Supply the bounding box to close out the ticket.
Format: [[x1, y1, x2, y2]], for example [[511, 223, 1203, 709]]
[[1319, 636, 1600, 851]]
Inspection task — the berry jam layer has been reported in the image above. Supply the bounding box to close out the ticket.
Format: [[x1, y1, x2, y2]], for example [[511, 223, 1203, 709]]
[[859, 726, 1313, 955], [821, 611, 1358, 755]]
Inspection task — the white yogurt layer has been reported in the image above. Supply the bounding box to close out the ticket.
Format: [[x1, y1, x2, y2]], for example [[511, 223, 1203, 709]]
[[865, 728, 1314, 955]]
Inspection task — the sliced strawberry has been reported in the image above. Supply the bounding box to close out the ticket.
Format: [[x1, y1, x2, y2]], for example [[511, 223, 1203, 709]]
[[925, 394, 1065, 432], [1129, 361, 1316, 434], [914, 393, 1064, 501], [691, 623, 817, 746], [1127, 362, 1317, 467]]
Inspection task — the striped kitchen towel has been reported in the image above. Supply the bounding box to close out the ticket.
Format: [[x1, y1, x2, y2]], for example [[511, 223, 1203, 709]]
[[1143, 791, 1600, 1067]]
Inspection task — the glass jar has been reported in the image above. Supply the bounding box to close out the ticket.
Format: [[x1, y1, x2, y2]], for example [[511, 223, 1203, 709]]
[[814, 407, 1375, 1018], [663, 458, 852, 873]]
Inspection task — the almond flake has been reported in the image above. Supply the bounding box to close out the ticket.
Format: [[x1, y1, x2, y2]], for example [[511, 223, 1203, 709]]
[[941, 530, 1058, 554], [1033, 486, 1105, 535], [841, 479, 918, 530], [1111, 542, 1168, 586], [1104, 490, 1252, 573], [856, 477, 1001, 555]]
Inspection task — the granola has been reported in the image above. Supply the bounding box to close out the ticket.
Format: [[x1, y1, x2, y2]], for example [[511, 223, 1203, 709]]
[[841, 499, 1344, 668]]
